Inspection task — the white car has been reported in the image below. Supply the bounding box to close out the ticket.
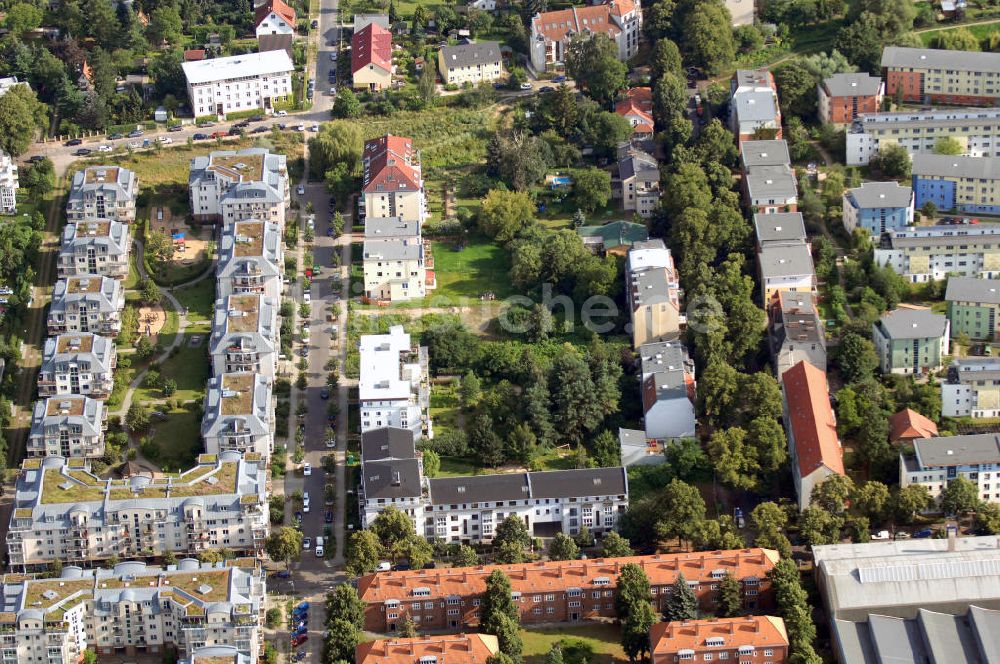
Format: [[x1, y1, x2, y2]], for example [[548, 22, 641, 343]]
[[377, 561, 391, 572], [276, 110, 288, 116], [325, 438, 336, 448], [303, 462, 312, 476], [296, 184, 305, 195], [97, 144, 112, 152], [329, 87, 337, 95], [310, 124, 319, 132], [302, 492, 310, 512], [128, 141, 142, 149], [329, 52, 337, 61], [303, 292, 311, 304], [158, 136, 172, 144], [295, 124, 306, 131], [520, 82, 533, 90]]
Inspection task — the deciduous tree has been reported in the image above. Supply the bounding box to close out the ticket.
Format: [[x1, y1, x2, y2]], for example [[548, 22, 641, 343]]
[[478, 189, 535, 242], [548, 532, 579, 561], [566, 33, 627, 105]]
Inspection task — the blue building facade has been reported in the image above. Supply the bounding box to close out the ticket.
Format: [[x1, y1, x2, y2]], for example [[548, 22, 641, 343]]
[[911, 154, 1000, 215], [843, 182, 914, 235], [913, 176, 957, 212]]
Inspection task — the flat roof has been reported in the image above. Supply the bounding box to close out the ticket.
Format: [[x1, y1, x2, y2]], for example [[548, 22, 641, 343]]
[[945, 277, 1000, 305], [882, 46, 1000, 74], [912, 153, 1000, 180], [219, 373, 255, 415], [182, 50, 294, 85]]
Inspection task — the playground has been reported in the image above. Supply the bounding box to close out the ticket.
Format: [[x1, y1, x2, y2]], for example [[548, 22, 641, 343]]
[[150, 206, 210, 267]]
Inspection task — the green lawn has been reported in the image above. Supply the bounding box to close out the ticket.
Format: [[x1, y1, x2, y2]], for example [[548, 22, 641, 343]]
[[145, 406, 203, 472], [920, 21, 1000, 46], [173, 278, 216, 334], [134, 339, 209, 404], [521, 624, 628, 664], [429, 381, 462, 437], [437, 455, 481, 477], [430, 236, 513, 301]]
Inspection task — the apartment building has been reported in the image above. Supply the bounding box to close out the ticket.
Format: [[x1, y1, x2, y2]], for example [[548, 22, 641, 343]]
[[638, 341, 696, 441], [649, 616, 790, 664], [945, 276, 1000, 340], [183, 50, 294, 117], [359, 325, 430, 437], [626, 240, 683, 347], [202, 373, 274, 457], [0, 558, 265, 663], [359, 427, 424, 529], [900, 433, 1000, 504], [744, 166, 798, 215], [189, 149, 289, 225], [210, 294, 280, 379], [438, 41, 503, 85], [874, 225, 1000, 283], [740, 139, 790, 173], [65, 166, 138, 223], [528, 0, 641, 73], [352, 22, 392, 91], [356, 634, 499, 664], [758, 244, 815, 303], [942, 358, 1000, 418], [842, 181, 915, 236], [361, 135, 427, 224], [362, 217, 428, 302], [730, 69, 782, 143], [6, 452, 269, 569], [254, 0, 295, 58], [818, 72, 883, 126], [616, 146, 660, 217], [872, 309, 950, 375], [782, 360, 845, 510], [768, 290, 826, 378], [881, 46, 1000, 106], [912, 153, 1000, 215], [57, 219, 131, 280], [38, 333, 117, 398], [846, 108, 1000, 166], [615, 87, 654, 139], [27, 396, 106, 459], [357, 549, 778, 633], [0, 149, 18, 214], [217, 220, 284, 299], [47, 275, 125, 336]]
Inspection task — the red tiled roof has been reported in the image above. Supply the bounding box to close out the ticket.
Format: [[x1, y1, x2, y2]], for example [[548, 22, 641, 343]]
[[889, 408, 939, 443], [362, 135, 421, 194], [616, 87, 654, 134], [782, 360, 844, 479], [183, 49, 206, 61], [358, 550, 780, 604], [352, 22, 392, 75], [650, 616, 789, 657], [255, 0, 296, 28], [531, 2, 625, 43], [356, 634, 499, 664]]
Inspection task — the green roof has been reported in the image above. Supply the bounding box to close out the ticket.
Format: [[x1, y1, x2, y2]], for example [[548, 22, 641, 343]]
[[577, 221, 649, 249]]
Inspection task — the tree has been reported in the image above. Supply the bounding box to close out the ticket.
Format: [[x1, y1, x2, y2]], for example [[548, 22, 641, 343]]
[[487, 132, 551, 191], [422, 449, 440, 478], [264, 527, 303, 567], [664, 573, 698, 621], [400, 535, 434, 569], [332, 88, 362, 118], [892, 485, 932, 523], [83, 651, 98, 664], [854, 481, 890, 522], [799, 507, 843, 546], [326, 584, 365, 630], [920, 200, 938, 220], [479, 189, 534, 242], [139, 279, 161, 304], [20, 158, 55, 199], [934, 27, 980, 51], [573, 167, 611, 213], [548, 532, 579, 560], [750, 501, 789, 536], [565, 33, 628, 105], [837, 332, 879, 382], [545, 644, 565, 664], [975, 502, 1000, 534], [873, 143, 912, 179], [4, 3, 43, 35], [622, 599, 657, 662], [453, 544, 480, 567], [470, 412, 505, 467], [682, 2, 737, 76], [933, 136, 964, 155], [654, 479, 707, 546], [311, 121, 364, 178], [325, 618, 360, 662], [398, 615, 418, 638], [695, 516, 746, 551], [717, 573, 743, 618], [494, 514, 531, 560], [460, 371, 482, 408], [147, 5, 182, 45], [0, 84, 46, 157], [775, 61, 820, 119], [371, 506, 415, 556], [601, 531, 633, 557], [651, 38, 683, 81], [549, 351, 606, 445], [345, 530, 383, 576], [418, 64, 436, 107], [480, 569, 518, 628], [125, 401, 151, 433], [149, 49, 187, 99], [810, 474, 854, 514], [941, 476, 981, 515]]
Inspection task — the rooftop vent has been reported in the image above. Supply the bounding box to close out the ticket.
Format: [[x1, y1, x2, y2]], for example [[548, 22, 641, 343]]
[[197, 584, 213, 595]]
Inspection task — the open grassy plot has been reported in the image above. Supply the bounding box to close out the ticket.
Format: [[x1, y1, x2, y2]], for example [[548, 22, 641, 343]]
[[429, 381, 462, 436], [920, 21, 1000, 46], [173, 278, 216, 334], [521, 624, 628, 664], [134, 340, 210, 404], [430, 236, 512, 301], [144, 405, 203, 472], [437, 455, 481, 477]]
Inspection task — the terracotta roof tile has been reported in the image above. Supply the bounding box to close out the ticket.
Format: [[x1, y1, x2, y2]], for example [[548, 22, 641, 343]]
[[782, 360, 845, 478], [352, 22, 392, 74], [650, 616, 789, 656], [255, 0, 296, 28], [363, 135, 421, 194], [356, 634, 499, 664], [889, 408, 939, 443]]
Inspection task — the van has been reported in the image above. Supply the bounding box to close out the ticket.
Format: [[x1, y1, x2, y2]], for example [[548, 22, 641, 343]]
[[377, 561, 391, 572], [315, 537, 324, 557]]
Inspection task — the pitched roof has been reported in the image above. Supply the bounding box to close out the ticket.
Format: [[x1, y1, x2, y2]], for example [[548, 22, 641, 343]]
[[782, 360, 844, 479], [531, 2, 626, 43], [254, 0, 296, 27], [881, 46, 1000, 74], [181, 50, 294, 85], [427, 467, 627, 505], [889, 408, 938, 443], [650, 616, 789, 656], [615, 87, 654, 133], [356, 634, 500, 664], [352, 22, 392, 75], [440, 41, 502, 71], [362, 135, 421, 194], [945, 277, 1000, 305], [846, 181, 913, 210], [822, 72, 883, 98], [912, 153, 1000, 180], [876, 309, 948, 340]]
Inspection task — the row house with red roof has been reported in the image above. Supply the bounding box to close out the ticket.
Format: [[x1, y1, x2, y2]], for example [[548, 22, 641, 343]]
[[353, 21, 393, 91], [528, 0, 641, 73], [356, 634, 500, 664], [650, 616, 790, 664], [255, 0, 296, 58], [361, 135, 427, 224], [357, 550, 779, 633]]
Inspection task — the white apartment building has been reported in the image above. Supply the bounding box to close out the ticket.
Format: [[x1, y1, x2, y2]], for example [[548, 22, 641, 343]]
[[0, 149, 18, 214], [6, 452, 269, 569], [437, 41, 503, 85], [359, 326, 430, 438], [874, 225, 1000, 283], [900, 433, 1000, 504], [57, 220, 131, 280], [942, 358, 1000, 418], [424, 467, 629, 542], [362, 217, 427, 302], [0, 558, 265, 663], [47, 275, 125, 336], [846, 108, 1000, 166], [189, 149, 289, 225], [182, 50, 294, 118], [38, 333, 117, 399], [27, 396, 106, 459], [202, 373, 274, 458], [361, 136, 427, 224], [210, 293, 279, 378], [65, 166, 138, 223], [217, 220, 284, 299], [625, 240, 684, 348], [528, 0, 641, 73], [638, 341, 696, 441]]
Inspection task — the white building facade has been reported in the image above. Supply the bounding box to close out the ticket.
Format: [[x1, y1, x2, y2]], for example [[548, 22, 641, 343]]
[[0, 150, 18, 214], [182, 51, 295, 118], [359, 326, 430, 438]]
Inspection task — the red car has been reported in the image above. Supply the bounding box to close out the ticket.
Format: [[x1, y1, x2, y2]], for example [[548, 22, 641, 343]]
[[292, 635, 308, 647]]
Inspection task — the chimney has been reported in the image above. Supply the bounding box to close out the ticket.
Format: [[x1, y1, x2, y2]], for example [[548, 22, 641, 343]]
[[948, 528, 957, 552]]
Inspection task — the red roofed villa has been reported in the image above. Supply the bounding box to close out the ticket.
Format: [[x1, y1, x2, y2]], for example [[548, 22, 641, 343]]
[[352, 22, 393, 91], [254, 0, 296, 57], [356, 634, 499, 664], [616, 87, 654, 138], [361, 135, 426, 224], [781, 359, 845, 510], [889, 407, 938, 445], [529, 0, 642, 73], [650, 616, 790, 664]]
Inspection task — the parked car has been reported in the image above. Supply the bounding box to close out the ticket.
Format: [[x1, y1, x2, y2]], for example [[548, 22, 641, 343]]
[[274, 569, 291, 579], [539, 86, 554, 92], [295, 124, 306, 131], [193, 133, 209, 140], [127, 129, 144, 138], [276, 110, 288, 116], [65, 138, 83, 146], [325, 510, 333, 523], [871, 530, 891, 540], [302, 537, 311, 550], [303, 462, 312, 476], [914, 528, 934, 538], [251, 126, 269, 134], [552, 75, 567, 83], [311, 18, 318, 27], [295, 601, 310, 612], [303, 492, 310, 512], [108, 133, 123, 140], [320, 388, 330, 400], [210, 131, 226, 139], [158, 136, 173, 144], [128, 141, 142, 149], [310, 124, 319, 132], [329, 52, 337, 61], [228, 127, 241, 136], [73, 148, 92, 156], [291, 635, 308, 647], [196, 120, 216, 127], [519, 82, 532, 90], [296, 184, 305, 195], [168, 124, 184, 132], [377, 561, 392, 572], [97, 145, 112, 152]]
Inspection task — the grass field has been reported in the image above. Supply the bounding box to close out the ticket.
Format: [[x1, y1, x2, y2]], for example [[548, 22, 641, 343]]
[[145, 406, 203, 472], [521, 624, 628, 664], [134, 340, 210, 404], [920, 21, 1000, 45], [430, 236, 512, 301], [173, 278, 216, 334], [429, 381, 462, 437]]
